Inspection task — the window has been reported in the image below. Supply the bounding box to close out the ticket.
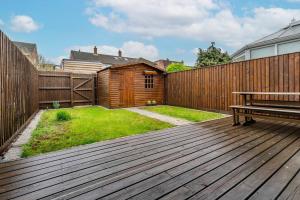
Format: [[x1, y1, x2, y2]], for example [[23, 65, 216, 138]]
[[278, 40, 300, 55], [250, 45, 275, 59], [145, 75, 154, 88]]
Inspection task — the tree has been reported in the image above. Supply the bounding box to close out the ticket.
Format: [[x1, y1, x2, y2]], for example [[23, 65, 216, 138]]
[[38, 54, 56, 71], [166, 63, 191, 73], [195, 42, 231, 67]]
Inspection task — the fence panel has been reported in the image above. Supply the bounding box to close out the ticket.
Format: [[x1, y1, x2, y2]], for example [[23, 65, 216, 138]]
[[38, 71, 96, 108], [166, 52, 300, 112], [0, 31, 39, 154]]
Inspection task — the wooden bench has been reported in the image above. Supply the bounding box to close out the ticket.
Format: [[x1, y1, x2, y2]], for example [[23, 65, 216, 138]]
[[231, 92, 300, 126], [230, 105, 300, 125]]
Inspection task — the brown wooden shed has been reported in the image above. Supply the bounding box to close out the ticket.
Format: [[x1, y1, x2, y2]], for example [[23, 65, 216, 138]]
[[97, 61, 165, 108]]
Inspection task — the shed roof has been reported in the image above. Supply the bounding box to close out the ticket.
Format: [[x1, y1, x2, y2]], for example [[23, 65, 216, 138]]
[[98, 60, 165, 73], [232, 20, 300, 58]]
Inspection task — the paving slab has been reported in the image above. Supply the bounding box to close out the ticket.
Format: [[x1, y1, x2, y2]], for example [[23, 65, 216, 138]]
[[125, 107, 191, 126]]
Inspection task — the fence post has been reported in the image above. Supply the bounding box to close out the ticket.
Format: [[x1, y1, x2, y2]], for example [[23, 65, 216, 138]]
[[70, 73, 74, 107], [92, 75, 96, 105]]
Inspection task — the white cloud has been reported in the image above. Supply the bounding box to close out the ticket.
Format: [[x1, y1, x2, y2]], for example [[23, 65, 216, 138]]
[[192, 48, 198, 55], [10, 15, 40, 33], [0, 19, 4, 26], [87, 1, 300, 49], [47, 56, 66, 65], [68, 41, 159, 61]]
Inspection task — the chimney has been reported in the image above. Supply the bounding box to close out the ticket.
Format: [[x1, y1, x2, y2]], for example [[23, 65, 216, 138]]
[[94, 46, 97, 54], [118, 49, 122, 57]]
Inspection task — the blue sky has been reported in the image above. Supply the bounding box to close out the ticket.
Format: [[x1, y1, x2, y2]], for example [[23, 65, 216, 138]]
[[0, 0, 300, 65]]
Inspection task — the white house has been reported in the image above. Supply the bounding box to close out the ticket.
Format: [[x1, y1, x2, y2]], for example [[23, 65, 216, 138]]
[[232, 19, 300, 62]]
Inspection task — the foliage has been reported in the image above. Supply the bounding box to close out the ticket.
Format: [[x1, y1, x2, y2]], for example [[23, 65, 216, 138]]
[[56, 111, 71, 121], [38, 54, 56, 71], [151, 100, 157, 105], [195, 42, 231, 67], [52, 101, 60, 109], [166, 63, 191, 73], [143, 105, 223, 122], [21, 107, 172, 157]]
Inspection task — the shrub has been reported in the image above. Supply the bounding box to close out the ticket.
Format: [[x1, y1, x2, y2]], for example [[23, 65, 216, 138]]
[[166, 63, 191, 73], [52, 101, 60, 109], [56, 111, 71, 121]]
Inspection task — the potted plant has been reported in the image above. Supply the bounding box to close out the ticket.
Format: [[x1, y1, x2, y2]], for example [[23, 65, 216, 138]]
[[151, 100, 157, 105], [146, 100, 152, 106], [52, 101, 60, 109]]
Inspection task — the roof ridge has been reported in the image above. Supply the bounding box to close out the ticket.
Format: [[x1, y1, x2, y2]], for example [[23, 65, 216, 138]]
[[71, 50, 136, 59]]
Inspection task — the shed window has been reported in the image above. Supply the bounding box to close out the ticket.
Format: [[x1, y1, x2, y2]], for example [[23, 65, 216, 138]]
[[145, 75, 154, 88]]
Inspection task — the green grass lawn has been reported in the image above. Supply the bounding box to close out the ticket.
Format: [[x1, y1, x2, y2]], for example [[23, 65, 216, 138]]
[[143, 105, 224, 122], [22, 106, 172, 157]]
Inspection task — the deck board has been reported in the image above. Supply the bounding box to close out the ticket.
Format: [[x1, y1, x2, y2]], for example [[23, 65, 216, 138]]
[[0, 117, 299, 200]]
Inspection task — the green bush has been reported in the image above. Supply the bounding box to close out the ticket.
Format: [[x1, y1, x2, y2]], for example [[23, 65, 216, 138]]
[[56, 111, 71, 121], [166, 63, 191, 73], [52, 101, 60, 109]]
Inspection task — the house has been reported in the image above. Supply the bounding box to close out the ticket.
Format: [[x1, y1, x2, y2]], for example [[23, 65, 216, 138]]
[[61, 59, 104, 74], [155, 59, 183, 69], [62, 46, 156, 74], [13, 41, 38, 66], [232, 19, 300, 62], [97, 61, 165, 108]]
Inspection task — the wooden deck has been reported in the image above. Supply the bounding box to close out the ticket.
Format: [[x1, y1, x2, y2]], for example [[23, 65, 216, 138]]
[[0, 117, 300, 200]]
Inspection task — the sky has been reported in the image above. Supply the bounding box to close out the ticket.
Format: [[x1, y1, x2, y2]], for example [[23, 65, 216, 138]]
[[0, 0, 300, 66]]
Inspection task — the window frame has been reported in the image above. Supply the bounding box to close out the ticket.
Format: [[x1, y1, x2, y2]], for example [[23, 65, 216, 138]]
[[144, 75, 154, 89]]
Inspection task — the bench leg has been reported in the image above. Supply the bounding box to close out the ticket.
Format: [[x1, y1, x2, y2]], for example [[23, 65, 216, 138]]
[[243, 109, 256, 126], [232, 108, 240, 126]]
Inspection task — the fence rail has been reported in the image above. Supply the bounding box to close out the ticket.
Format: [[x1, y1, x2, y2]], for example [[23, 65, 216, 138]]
[[38, 71, 96, 108], [165, 52, 300, 112], [0, 31, 39, 154]]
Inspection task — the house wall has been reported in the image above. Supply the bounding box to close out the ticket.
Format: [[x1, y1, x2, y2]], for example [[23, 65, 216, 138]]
[[97, 69, 110, 108], [63, 60, 104, 74], [29, 47, 38, 66], [233, 39, 300, 62], [98, 64, 164, 108]]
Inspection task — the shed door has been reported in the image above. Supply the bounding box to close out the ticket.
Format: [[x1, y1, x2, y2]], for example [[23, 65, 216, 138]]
[[120, 70, 135, 107]]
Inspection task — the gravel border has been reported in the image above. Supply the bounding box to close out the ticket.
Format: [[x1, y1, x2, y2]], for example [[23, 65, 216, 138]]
[[1, 110, 44, 162]]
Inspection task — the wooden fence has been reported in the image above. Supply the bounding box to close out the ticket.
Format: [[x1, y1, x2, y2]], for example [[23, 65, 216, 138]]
[[39, 71, 96, 108], [165, 52, 300, 112], [0, 31, 39, 154]]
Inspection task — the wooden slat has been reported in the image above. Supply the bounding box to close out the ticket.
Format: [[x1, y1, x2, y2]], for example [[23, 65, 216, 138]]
[[0, 31, 39, 154], [13, 121, 280, 199], [166, 53, 300, 112], [99, 122, 292, 200], [38, 71, 96, 108], [39, 87, 71, 90], [219, 137, 300, 200], [0, 118, 299, 200]]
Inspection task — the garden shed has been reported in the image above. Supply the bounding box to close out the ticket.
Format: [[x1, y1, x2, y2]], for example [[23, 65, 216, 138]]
[[97, 61, 165, 108]]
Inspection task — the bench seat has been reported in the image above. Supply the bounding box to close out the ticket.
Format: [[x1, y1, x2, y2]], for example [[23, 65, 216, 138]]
[[230, 105, 300, 125], [230, 105, 300, 115]]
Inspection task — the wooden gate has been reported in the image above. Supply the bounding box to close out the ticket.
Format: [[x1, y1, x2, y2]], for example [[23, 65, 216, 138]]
[[39, 71, 96, 108], [71, 75, 95, 106]]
